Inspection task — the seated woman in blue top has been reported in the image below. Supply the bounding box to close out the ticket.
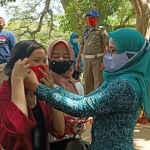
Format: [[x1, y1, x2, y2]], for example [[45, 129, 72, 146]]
[[11, 28, 150, 150], [69, 33, 83, 80]]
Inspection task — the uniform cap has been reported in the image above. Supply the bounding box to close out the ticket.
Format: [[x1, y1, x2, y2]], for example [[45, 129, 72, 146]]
[[86, 10, 99, 17]]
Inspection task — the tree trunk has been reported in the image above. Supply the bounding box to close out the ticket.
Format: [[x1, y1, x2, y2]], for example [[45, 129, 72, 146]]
[[60, 0, 68, 11], [132, 0, 150, 40]]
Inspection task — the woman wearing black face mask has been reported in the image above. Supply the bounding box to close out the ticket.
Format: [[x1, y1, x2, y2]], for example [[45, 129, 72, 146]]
[[48, 39, 86, 150]]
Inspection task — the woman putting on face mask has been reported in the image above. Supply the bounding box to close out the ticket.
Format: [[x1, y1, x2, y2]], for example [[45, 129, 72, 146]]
[[12, 28, 150, 150], [0, 40, 66, 150]]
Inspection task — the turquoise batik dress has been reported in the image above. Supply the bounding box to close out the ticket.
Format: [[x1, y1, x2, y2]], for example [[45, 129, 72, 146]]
[[35, 78, 140, 150]]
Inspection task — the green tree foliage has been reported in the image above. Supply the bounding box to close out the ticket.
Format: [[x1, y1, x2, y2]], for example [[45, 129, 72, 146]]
[[6, 16, 70, 48], [3, 0, 137, 44], [4, 0, 70, 47], [60, 0, 136, 34], [0, 0, 16, 6]]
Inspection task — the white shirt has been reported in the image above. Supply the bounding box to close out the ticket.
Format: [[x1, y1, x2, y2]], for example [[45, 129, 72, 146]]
[[74, 82, 84, 96]]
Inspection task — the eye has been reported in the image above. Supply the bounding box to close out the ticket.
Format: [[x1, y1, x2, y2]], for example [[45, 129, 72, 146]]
[[43, 59, 47, 64], [107, 47, 116, 52], [34, 59, 40, 63]]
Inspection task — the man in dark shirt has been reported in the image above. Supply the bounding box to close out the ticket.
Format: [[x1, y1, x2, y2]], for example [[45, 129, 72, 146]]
[[0, 17, 16, 86]]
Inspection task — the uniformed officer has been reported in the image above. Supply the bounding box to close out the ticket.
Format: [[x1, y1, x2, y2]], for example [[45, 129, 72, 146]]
[[76, 10, 109, 94]]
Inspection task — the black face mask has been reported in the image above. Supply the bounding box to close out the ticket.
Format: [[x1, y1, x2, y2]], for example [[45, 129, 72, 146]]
[[49, 60, 73, 74], [0, 25, 4, 31]]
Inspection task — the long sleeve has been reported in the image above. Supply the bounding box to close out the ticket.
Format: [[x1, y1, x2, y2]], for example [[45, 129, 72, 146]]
[[0, 82, 36, 137], [36, 78, 137, 117], [0, 101, 36, 136], [53, 82, 106, 100]]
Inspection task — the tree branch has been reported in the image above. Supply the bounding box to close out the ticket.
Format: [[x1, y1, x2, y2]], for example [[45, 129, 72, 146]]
[[48, 9, 54, 39], [114, 13, 135, 30], [18, 0, 52, 37], [114, 24, 136, 30]]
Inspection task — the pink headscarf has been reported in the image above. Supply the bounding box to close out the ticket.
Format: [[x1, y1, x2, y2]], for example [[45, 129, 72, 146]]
[[48, 39, 78, 94]]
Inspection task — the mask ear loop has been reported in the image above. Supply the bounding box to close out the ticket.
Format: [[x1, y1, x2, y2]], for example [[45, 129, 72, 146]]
[[124, 39, 148, 61], [146, 41, 150, 51], [69, 60, 74, 65], [49, 59, 56, 64]]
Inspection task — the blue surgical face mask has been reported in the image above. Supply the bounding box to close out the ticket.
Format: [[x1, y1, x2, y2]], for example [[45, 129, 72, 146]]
[[103, 52, 135, 72], [103, 40, 149, 72], [72, 39, 79, 44]]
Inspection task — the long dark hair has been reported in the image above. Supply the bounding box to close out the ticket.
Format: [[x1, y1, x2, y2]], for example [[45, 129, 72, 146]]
[[4, 40, 46, 76]]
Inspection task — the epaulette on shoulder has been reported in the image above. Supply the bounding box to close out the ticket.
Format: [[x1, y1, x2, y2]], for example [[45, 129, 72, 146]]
[[84, 27, 89, 35]]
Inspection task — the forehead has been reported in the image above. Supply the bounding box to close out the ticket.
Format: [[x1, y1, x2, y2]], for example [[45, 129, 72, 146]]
[[53, 42, 69, 53], [30, 48, 46, 57], [87, 15, 97, 18]]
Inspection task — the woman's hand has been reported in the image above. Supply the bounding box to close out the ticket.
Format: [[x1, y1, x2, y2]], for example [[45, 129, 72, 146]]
[[74, 124, 86, 134], [24, 69, 40, 92], [39, 67, 54, 89], [75, 62, 81, 71], [67, 117, 87, 134], [25, 89, 37, 108], [100, 62, 105, 71], [11, 58, 30, 81], [74, 119, 86, 134]]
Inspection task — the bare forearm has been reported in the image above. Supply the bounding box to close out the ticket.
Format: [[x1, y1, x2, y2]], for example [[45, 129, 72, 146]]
[[103, 43, 109, 53], [11, 78, 28, 116], [51, 107, 65, 136], [76, 45, 84, 63]]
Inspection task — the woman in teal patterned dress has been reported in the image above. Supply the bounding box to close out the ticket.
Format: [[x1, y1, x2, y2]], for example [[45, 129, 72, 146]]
[[12, 28, 150, 150]]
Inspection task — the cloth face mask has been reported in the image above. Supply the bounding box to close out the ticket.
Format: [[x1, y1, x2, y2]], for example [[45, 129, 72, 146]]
[[49, 60, 73, 74], [30, 65, 48, 81], [72, 39, 79, 44], [87, 17, 98, 26]]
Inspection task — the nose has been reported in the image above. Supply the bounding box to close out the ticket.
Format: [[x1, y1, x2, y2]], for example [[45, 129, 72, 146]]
[[39, 62, 45, 65]]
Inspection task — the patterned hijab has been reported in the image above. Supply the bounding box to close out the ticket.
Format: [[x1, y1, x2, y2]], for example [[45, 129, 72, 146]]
[[48, 39, 78, 94], [103, 28, 150, 118]]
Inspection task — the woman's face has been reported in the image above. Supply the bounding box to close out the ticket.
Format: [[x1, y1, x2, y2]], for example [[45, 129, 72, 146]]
[[51, 43, 70, 61], [74, 35, 79, 39], [28, 48, 47, 66]]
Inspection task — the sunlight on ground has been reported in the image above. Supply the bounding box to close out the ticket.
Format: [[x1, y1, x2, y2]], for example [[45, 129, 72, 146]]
[[134, 125, 150, 150], [134, 139, 150, 150]]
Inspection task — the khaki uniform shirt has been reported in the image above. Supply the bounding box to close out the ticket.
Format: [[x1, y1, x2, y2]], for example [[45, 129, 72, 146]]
[[80, 25, 109, 55]]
